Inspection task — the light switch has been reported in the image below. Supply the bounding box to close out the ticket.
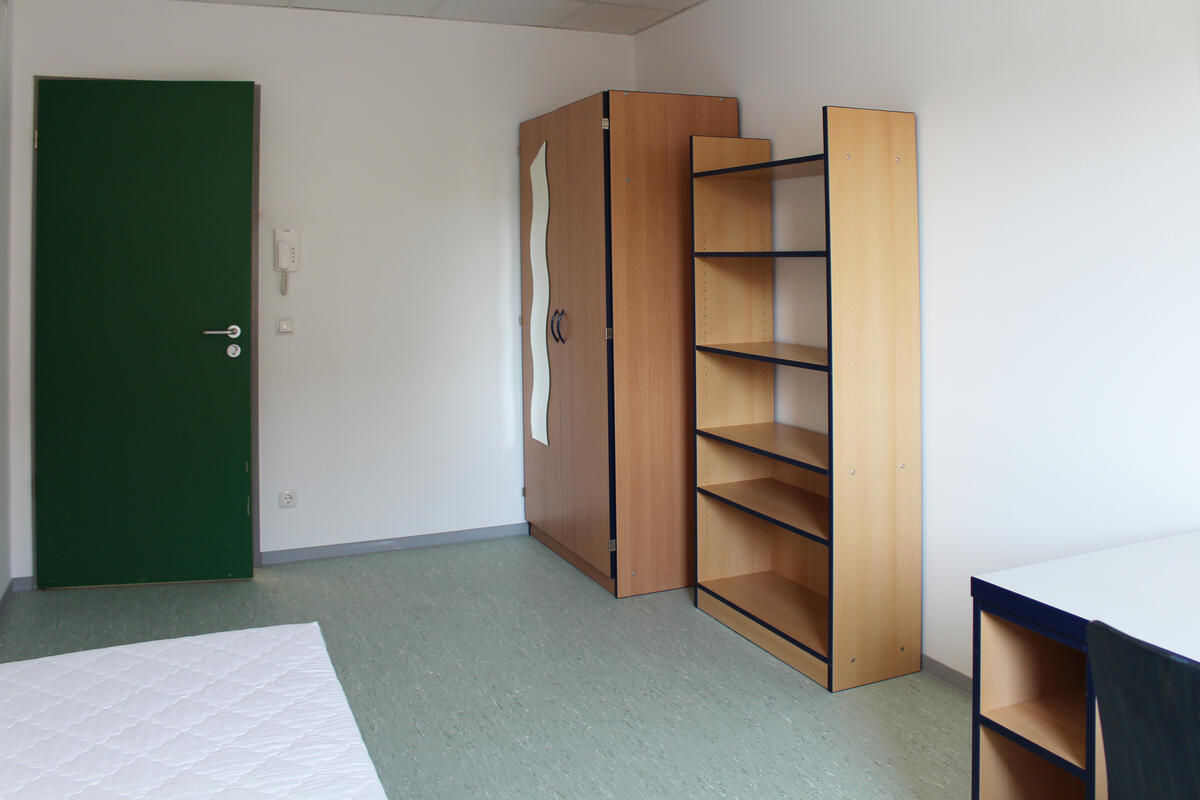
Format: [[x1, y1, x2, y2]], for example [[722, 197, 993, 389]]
[[276, 316, 295, 335]]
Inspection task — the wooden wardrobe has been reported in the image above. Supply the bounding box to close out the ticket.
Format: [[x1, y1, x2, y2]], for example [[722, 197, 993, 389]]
[[520, 91, 739, 597]]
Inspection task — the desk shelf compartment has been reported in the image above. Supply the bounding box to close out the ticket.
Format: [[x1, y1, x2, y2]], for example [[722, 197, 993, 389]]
[[979, 726, 1085, 800], [978, 611, 1088, 781]]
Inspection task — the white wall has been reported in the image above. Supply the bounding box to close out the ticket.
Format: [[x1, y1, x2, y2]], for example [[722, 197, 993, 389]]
[[10, 0, 1198, 680], [636, 0, 1200, 675], [0, 0, 10, 592], [7, 0, 632, 575]]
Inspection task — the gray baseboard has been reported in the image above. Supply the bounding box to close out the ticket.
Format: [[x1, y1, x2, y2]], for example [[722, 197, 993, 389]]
[[3, 576, 34, 596], [0, 576, 34, 616], [0, 529, 529, 593], [261, 522, 529, 566], [922, 654, 972, 694]]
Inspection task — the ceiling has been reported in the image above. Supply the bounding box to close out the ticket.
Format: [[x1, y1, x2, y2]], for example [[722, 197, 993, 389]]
[[177, 0, 707, 35]]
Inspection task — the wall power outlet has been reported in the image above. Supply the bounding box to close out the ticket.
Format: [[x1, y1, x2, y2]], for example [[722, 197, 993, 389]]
[[278, 490, 298, 509]]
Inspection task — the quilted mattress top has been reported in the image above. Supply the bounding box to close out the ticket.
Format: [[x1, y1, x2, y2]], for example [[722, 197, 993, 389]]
[[0, 622, 388, 799]]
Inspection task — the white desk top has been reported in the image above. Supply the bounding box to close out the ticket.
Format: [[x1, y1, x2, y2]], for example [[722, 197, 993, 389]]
[[976, 530, 1200, 661]]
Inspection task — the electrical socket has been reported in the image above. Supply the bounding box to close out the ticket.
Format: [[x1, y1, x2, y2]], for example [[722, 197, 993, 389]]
[[278, 490, 298, 509]]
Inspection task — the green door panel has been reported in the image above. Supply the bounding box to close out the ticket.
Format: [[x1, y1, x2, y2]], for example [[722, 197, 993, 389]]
[[34, 79, 255, 588]]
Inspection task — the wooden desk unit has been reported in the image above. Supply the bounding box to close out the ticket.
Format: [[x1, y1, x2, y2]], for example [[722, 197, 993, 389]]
[[971, 531, 1200, 799]]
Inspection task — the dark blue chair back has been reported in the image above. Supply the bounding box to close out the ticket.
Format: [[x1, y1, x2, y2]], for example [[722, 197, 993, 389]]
[[1087, 620, 1200, 799]]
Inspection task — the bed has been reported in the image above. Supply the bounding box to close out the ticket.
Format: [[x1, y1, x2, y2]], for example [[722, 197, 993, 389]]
[[0, 622, 387, 799]]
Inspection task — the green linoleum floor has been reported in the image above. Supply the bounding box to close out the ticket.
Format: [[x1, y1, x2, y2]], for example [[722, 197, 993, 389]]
[[0, 535, 970, 799]]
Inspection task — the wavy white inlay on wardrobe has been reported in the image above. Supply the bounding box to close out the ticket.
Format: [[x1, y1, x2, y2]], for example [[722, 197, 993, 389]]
[[529, 142, 550, 446]]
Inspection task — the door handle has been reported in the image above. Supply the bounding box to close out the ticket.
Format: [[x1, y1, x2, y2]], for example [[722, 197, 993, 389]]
[[202, 324, 242, 339], [555, 310, 567, 343], [549, 310, 562, 343]]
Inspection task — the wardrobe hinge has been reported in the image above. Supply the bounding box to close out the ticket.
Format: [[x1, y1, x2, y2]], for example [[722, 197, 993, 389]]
[[604, 327, 613, 340], [608, 539, 617, 552], [518, 315, 524, 326], [601, 118, 610, 131], [521, 486, 526, 497], [33, 129, 37, 150]]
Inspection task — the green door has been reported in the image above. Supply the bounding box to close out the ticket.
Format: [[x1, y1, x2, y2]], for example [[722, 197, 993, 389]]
[[33, 79, 255, 588]]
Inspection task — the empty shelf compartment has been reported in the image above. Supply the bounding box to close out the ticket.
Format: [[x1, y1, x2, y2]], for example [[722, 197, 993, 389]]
[[697, 422, 829, 473], [701, 571, 829, 658], [698, 478, 829, 543]]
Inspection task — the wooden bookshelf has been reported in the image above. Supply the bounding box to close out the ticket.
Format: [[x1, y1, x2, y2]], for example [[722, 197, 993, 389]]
[[691, 108, 921, 692]]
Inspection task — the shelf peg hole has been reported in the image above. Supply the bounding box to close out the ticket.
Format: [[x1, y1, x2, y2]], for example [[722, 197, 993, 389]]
[[850, 657, 856, 663]]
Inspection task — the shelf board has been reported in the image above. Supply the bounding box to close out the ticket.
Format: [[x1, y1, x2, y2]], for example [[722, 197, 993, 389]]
[[695, 250, 827, 259], [693, 154, 825, 181], [697, 341, 828, 371], [701, 571, 829, 658], [982, 688, 1087, 770], [698, 478, 829, 543], [697, 422, 829, 474]]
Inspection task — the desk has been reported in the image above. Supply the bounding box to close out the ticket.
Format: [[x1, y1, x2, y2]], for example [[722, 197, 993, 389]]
[[970, 531, 1200, 800]]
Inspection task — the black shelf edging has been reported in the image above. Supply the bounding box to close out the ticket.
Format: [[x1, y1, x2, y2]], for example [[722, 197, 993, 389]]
[[694, 250, 828, 259], [697, 486, 830, 546], [695, 344, 829, 372], [971, 579, 1088, 650], [692, 153, 825, 179], [696, 428, 829, 476], [698, 584, 829, 663], [977, 715, 1087, 779]]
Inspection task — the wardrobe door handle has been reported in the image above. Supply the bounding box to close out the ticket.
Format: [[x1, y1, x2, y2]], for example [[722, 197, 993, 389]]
[[549, 309, 562, 343], [556, 310, 567, 343]]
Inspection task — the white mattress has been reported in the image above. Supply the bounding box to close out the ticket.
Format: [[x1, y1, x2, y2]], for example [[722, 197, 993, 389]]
[[0, 622, 388, 799]]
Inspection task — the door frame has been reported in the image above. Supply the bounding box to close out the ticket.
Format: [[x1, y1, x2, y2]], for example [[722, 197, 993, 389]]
[[29, 76, 263, 577]]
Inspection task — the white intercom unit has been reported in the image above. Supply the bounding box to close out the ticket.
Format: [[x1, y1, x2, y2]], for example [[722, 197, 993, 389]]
[[274, 226, 300, 295]]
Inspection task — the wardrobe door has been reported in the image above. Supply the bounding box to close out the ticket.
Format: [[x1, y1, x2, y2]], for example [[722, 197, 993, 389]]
[[520, 94, 612, 583], [608, 91, 740, 596], [520, 112, 563, 543]]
